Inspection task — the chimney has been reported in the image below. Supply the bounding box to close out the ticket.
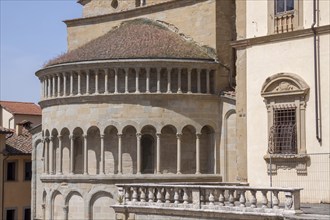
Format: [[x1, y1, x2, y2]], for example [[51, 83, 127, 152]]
[[16, 123, 23, 135], [16, 120, 32, 135]]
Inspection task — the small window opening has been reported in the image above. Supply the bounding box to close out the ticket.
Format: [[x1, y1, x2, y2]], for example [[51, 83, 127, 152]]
[[7, 162, 16, 181], [275, 0, 294, 15]]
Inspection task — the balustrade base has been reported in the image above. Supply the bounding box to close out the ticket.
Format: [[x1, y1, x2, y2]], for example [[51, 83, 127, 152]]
[[113, 204, 299, 220]]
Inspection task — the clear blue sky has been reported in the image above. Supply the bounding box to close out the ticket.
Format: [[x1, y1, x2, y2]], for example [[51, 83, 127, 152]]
[[0, 0, 82, 104]]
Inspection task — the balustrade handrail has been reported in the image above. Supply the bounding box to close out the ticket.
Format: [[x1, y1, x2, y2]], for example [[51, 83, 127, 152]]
[[116, 183, 302, 192]]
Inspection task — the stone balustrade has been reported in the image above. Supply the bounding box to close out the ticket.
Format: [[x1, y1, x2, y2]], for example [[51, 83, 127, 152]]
[[274, 13, 294, 34], [39, 65, 216, 100], [114, 183, 302, 215]]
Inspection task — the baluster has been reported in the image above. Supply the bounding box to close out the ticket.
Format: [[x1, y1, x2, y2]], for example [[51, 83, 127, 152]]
[[218, 190, 225, 206], [148, 187, 154, 203], [165, 188, 171, 204], [228, 190, 235, 207], [125, 187, 131, 204], [132, 187, 138, 202], [273, 190, 279, 209], [157, 188, 163, 203], [174, 188, 180, 204], [239, 190, 246, 207], [285, 192, 293, 210], [140, 187, 146, 202], [250, 190, 257, 208], [208, 189, 215, 206], [261, 190, 268, 208], [200, 189, 205, 205], [183, 188, 189, 204]]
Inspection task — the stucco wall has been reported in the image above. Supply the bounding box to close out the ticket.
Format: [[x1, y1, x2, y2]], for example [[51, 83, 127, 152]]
[[4, 155, 31, 220], [245, 35, 330, 202], [1, 108, 14, 129], [246, 0, 330, 38]]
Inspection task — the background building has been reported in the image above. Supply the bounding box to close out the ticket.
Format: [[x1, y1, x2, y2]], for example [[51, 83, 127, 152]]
[[0, 101, 41, 220]]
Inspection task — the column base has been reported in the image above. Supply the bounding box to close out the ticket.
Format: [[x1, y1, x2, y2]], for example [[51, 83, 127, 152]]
[[195, 172, 201, 175]]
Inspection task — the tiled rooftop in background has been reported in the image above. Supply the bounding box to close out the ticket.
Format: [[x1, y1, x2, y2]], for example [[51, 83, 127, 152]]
[[0, 101, 42, 115]]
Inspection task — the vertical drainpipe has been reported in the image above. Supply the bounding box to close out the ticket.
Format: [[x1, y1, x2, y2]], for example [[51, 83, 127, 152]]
[[311, 0, 322, 143]]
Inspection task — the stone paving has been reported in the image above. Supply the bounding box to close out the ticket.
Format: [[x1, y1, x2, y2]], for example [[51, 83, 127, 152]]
[[286, 203, 330, 220]]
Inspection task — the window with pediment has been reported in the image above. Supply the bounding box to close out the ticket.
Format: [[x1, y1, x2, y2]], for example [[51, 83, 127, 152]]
[[261, 73, 310, 174]]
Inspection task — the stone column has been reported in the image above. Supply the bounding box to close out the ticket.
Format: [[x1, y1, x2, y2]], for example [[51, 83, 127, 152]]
[[136, 133, 141, 174], [69, 135, 74, 174], [125, 68, 128, 93], [156, 133, 161, 174], [118, 133, 122, 174], [100, 134, 105, 175], [49, 136, 54, 174], [188, 68, 192, 93], [104, 69, 109, 94], [63, 73, 67, 96], [176, 133, 182, 174], [167, 68, 171, 93], [41, 78, 44, 99], [44, 138, 49, 174], [48, 78, 51, 97], [83, 134, 88, 175], [206, 70, 211, 94], [86, 71, 90, 94], [58, 135, 63, 175], [114, 68, 118, 94], [135, 68, 140, 93], [52, 76, 56, 97], [70, 71, 73, 96], [77, 71, 81, 95], [156, 68, 161, 93], [42, 78, 46, 98], [197, 69, 201, 93], [177, 69, 182, 93], [146, 68, 150, 93], [95, 70, 99, 94], [195, 133, 201, 174], [57, 74, 61, 97]]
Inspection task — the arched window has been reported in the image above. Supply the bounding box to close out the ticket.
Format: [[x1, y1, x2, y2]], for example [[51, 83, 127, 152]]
[[261, 73, 309, 174]]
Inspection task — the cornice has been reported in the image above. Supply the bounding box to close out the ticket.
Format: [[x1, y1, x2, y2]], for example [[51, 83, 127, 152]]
[[35, 58, 218, 78], [231, 25, 330, 49]]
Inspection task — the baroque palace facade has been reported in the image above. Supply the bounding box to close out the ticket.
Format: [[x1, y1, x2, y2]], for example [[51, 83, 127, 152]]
[[31, 0, 329, 220]]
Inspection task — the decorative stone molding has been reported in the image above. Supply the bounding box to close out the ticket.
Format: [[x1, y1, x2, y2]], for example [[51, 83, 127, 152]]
[[264, 154, 310, 175], [261, 73, 309, 98], [261, 73, 310, 174]]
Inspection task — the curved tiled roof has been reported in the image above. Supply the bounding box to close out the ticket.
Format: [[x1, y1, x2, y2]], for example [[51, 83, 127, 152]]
[[46, 19, 215, 67]]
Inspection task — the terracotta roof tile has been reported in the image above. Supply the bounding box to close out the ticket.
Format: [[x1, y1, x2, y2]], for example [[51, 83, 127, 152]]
[[0, 126, 14, 134], [46, 18, 215, 66], [0, 101, 41, 116], [5, 127, 32, 155]]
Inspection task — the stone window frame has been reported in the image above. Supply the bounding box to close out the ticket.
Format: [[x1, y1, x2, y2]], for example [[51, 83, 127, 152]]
[[5, 207, 17, 220], [261, 73, 310, 174], [268, 0, 303, 34], [24, 160, 32, 181], [5, 160, 18, 181]]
